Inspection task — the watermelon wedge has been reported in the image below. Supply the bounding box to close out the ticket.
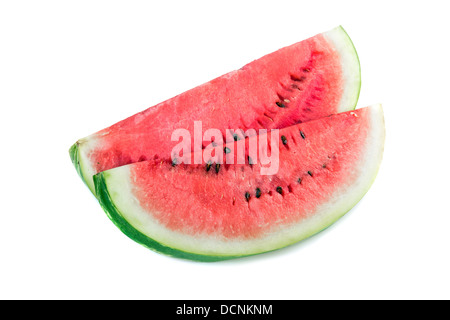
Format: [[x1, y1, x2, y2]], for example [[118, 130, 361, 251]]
[[70, 26, 361, 194], [93, 105, 385, 261]]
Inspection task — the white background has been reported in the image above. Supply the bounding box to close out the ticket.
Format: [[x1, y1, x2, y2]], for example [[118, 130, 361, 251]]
[[1, 0, 449, 300]]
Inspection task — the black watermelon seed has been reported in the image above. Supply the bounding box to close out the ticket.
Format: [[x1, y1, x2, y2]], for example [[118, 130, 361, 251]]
[[281, 135, 287, 145], [245, 192, 251, 202], [291, 75, 306, 82], [298, 178, 302, 184], [215, 163, 220, 174], [206, 162, 212, 172], [322, 163, 327, 168], [233, 134, 239, 141], [276, 186, 283, 194], [300, 130, 306, 139], [307, 171, 313, 177], [276, 101, 286, 108], [255, 188, 262, 198], [248, 156, 254, 165], [224, 147, 231, 154], [172, 158, 178, 167]]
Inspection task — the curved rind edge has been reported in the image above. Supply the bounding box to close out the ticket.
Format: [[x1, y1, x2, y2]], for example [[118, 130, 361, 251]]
[[323, 25, 361, 112], [339, 25, 362, 110], [94, 172, 246, 262], [69, 139, 98, 195], [69, 142, 87, 186]]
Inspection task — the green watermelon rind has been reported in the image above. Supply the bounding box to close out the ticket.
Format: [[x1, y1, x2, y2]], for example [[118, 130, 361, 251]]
[[93, 105, 385, 262], [70, 26, 362, 196], [93, 172, 243, 262], [69, 142, 84, 184], [69, 136, 101, 193], [324, 25, 362, 113], [69, 140, 94, 192]]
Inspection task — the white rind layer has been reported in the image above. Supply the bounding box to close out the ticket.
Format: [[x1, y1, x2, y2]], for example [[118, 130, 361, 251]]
[[323, 26, 361, 113], [101, 104, 385, 257], [77, 135, 100, 193]]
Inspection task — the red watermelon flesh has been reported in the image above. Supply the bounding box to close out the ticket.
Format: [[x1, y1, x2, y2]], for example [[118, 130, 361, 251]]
[[71, 26, 360, 193], [93, 105, 385, 261]]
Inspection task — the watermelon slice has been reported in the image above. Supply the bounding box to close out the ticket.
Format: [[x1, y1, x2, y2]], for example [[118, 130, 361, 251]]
[[93, 105, 385, 261], [70, 26, 361, 194]]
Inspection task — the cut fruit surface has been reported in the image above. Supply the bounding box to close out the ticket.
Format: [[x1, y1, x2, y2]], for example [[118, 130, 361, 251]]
[[70, 26, 361, 193], [94, 105, 384, 261]]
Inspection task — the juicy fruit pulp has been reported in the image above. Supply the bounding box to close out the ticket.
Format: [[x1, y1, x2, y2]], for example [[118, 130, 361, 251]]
[[69, 26, 382, 261], [71, 26, 361, 193], [94, 105, 385, 261]]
